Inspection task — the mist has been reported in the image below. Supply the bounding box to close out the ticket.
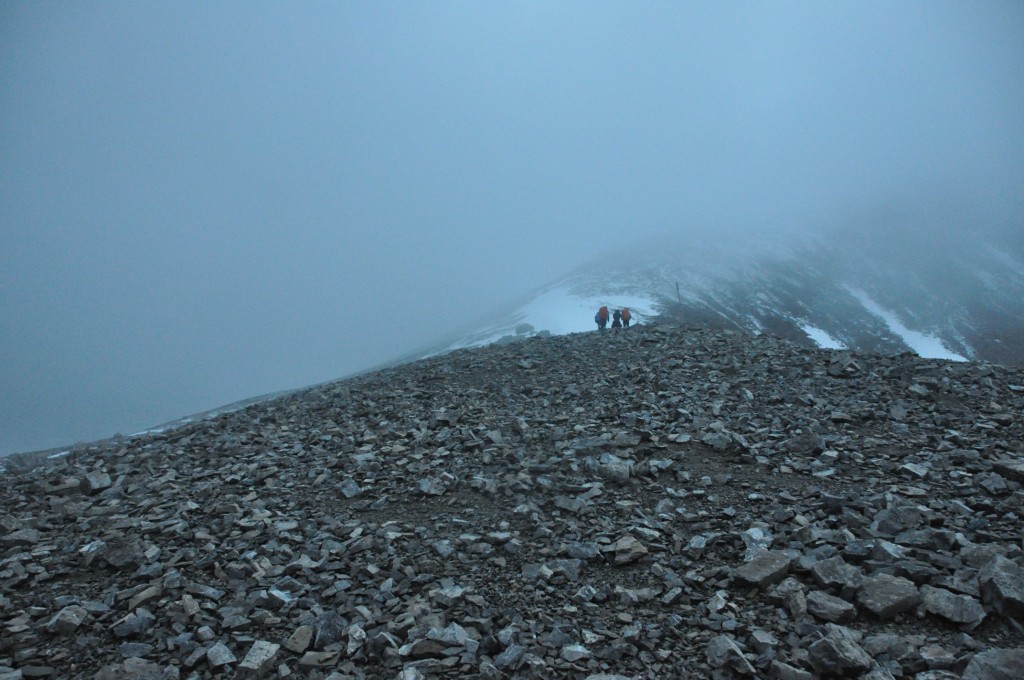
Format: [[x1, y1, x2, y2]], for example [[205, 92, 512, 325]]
[[3, 2, 1022, 455]]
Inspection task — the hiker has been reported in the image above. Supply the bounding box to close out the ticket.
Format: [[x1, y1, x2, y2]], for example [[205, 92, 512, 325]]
[[621, 307, 632, 328], [612, 309, 623, 328], [595, 306, 609, 330]]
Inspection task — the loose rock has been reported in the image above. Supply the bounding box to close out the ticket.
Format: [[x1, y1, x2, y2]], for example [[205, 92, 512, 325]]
[[1, 325, 1022, 677]]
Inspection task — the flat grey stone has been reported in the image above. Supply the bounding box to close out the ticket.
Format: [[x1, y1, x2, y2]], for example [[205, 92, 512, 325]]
[[857, 573, 920, 618], [103, 538, 144, 570], [397, 669, 426, 680], [807, 589, 857, 623], [810, 555, 864, 591], [734, 550, 791, 588], [284, 625, 313, 654], [807, 624, 873, 676], [705, 635, 755, 676], [398, 638, 446, 658], [992, 458, 1024, 483], [872, 540, 909, 563], [769, 577, 807, 618], [338, 479, 362, 498], [750, 629, 778, 653], [603, 535, 648, 565], [346, 624, 366, 657], [871, 505, 926, 535], [418, 478, 446, 496], [861, 670, 898, 680], [979, 555, 1024, 618], [494, 643, 525, 669], [2, 528, 40, 547], [920, 585, 986, 626], [960, 542, 1007, 569], [94, 658, 163, 680], [82, 470, 112, 494], [963, 647, 1024, 680], [427, 623, 471, 647], [47, 605, 88, 635], [598, 460, 631, 485], [561, 644, 591, 662], [297, 651, 340, 667], [554, 495, 587, 513], [111, 610, 154, 638], [238, 640, 279, 676], [313, 611, 347, 649], [770, 661, 814, 680], [127, 585, 161, 612], [206, 642, 236, 667], [433, 584, 465, 607]]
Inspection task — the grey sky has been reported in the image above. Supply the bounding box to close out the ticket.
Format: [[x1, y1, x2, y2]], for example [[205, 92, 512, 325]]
[[2, 2, 1022, 455]]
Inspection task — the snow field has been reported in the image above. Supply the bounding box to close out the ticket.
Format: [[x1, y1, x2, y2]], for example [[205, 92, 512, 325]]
[[846, 287, 967, 361]]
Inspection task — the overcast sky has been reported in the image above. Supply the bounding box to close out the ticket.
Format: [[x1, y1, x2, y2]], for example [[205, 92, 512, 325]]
[[2, 2, 1022, 455]]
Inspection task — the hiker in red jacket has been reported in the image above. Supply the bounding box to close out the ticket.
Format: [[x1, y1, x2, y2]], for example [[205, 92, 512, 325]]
[[595, 306, 609, 330], [621, 307, 632, 328]]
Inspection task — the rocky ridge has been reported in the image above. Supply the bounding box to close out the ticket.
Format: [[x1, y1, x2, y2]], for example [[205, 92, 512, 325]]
[[2, 325, 1024, 679]]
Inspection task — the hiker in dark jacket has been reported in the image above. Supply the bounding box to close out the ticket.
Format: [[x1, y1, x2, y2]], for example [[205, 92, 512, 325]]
[[595, 306, 609, 330], [612, 309, 623, 328]]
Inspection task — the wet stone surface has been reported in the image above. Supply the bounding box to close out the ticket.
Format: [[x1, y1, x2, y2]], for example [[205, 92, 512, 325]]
[[1, 324, 1023, 677]]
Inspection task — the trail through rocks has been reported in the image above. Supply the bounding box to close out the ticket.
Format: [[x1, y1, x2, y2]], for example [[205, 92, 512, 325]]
[[2, 325, 1023, 679]]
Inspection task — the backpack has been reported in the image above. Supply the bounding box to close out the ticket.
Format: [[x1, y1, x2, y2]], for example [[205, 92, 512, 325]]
[[598, 306, 609, 322], [621, 308, 631, 322]]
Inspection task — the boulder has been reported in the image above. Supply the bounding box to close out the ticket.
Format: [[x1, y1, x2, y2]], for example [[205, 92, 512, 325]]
[[807, 590, 857, 623], [857, 573, 920, 619], [807, 624, 873, 676], [705, 635, 756, 676], [979, 555, 1024, 618], [734, 550, 791, 588], [920, 585, 986, 626], [962, 647, 1024, 680]]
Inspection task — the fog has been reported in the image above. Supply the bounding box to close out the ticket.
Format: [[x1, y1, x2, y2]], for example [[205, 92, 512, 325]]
[[2, 2, 1022, 455]]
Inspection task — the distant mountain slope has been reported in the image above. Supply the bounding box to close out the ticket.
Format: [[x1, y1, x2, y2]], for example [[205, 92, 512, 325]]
[[449, 225, 1024, 365]]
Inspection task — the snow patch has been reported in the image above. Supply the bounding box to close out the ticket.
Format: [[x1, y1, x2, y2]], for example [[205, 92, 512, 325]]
[[846, 288, 967, 361], [799, 323, 846, 350], [130, 426, 169, 437], [450, 286, 660, 350]]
